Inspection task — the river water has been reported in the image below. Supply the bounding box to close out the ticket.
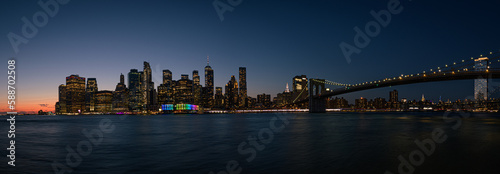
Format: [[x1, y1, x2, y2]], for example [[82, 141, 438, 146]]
[[1, 112, 500, 174]]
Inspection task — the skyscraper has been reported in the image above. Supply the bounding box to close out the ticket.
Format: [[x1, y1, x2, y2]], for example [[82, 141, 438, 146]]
[[162, 69, 174, 104], [214, 87, 224, 108], [389, 90, 398, 103], [238, 67, 247, 108], [474, 57, 489, 101], [66, 75, 86, 113], [128, 69, 142, 111], [56, 84, 67, 114], [204, 56, 214, 107], [142, 61, 157, 111], [173, 75, 194, 104], [225, 75, 238, 109], [85, 78, 98, 112], [163, 69, 172, 87], [113, 74, 128, 112], [193, 70, 200, 85]]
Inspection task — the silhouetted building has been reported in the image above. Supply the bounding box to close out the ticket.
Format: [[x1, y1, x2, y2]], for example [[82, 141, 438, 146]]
[[239, 67, 247, 108], [66, 75, 86, 113]]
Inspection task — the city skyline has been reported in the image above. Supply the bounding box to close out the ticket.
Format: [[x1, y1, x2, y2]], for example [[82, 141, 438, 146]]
[[2, 0, 500, 113]]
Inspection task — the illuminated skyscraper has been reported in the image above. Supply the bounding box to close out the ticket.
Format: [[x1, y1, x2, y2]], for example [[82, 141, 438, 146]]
[[113, 74, 128, 112], [173, 76, 194, 104], [163, 69, 172, 87], [193, 70, 200, 85], [389, 90, 398, 103], [214, 87, 224, 108], [225, 75, 238, 109], [204, 56, 214, 107], [85, 78, 98, 112], [142, 61, 157, 111], [128, 69, 142, 111], [162, 69, 174, 104], [474, 57, 489, 101], [66, 75, 86, 113], [239, 67, 247, 108], [96, 91, 113, 112]]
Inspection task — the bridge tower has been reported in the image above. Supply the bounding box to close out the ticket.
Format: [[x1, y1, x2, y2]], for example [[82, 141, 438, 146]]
[[309, 79, 327, 113]]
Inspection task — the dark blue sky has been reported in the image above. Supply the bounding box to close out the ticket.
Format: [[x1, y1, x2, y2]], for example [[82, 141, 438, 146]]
[[1, 0, 500, 111]]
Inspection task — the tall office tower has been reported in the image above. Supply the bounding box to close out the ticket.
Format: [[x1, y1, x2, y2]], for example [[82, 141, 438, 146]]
[[128, 69, 142, 111], [142, 62, 153, 110], [224, 76, 238, 109], [238, 67, 247, 108], [181, 74, 189, 80], [162, 69, 174, 104], [193, 70, 203, 105], [57, 84, 67, 114], [96, 91, 113, 112], [66, 75, 86, 113], [193, 70, 201, 105], [141, 61, 157, 111], [214, 87, 224, 108], [474, 57, 489, 101], [157, 84, 168, 105], [285, 83, 290, 93], [193, 70, 200, 85], [113, 74, 129, 112], [163, 69, 173, 87], [173, 76, 194, 104], [389, 89, 398, 109], [292, 75, 308, 101], [194, 84, 202, 105], [389, 90, 398, 103], [85, 78, 98, 112], [205, 56, 214, 107]]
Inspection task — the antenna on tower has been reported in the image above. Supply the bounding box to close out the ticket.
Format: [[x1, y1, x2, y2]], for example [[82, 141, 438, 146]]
[[207, 55, 209, 66]]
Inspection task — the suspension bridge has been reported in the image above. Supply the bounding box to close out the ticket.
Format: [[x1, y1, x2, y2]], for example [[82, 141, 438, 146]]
[[291, 51, 500, 113]]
